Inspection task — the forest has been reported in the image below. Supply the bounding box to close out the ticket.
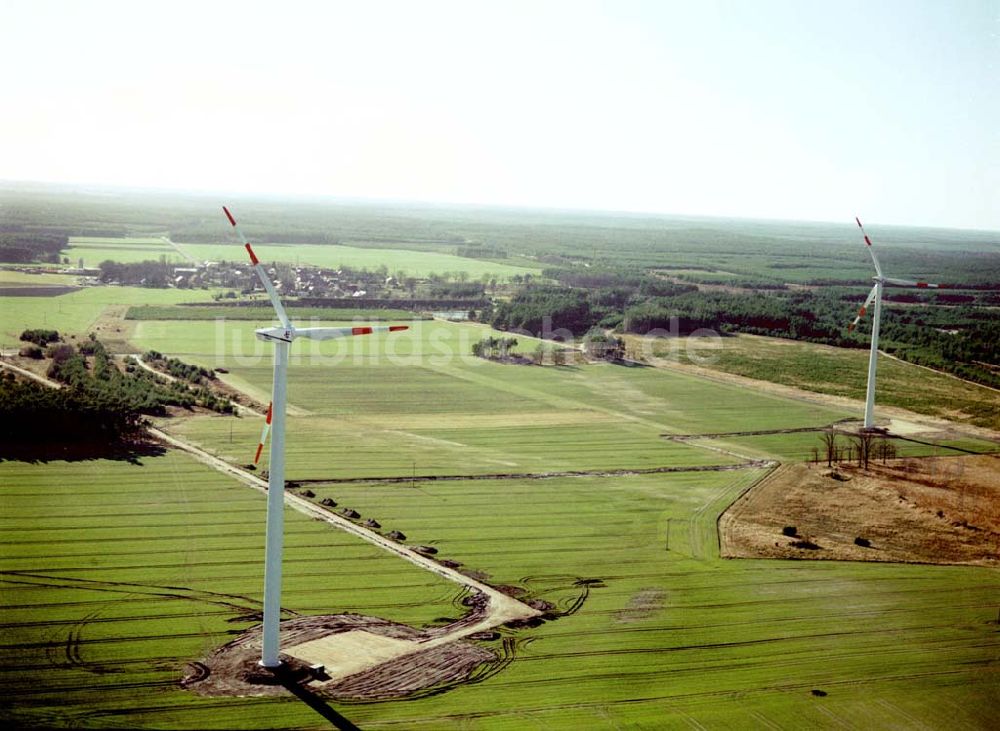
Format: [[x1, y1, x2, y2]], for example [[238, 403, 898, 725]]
[[488, 267, 1000, 388], [0, 374, 146, 447]]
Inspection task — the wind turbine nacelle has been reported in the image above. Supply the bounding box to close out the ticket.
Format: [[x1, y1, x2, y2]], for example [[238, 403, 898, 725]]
[[255, 327, 294, 343]]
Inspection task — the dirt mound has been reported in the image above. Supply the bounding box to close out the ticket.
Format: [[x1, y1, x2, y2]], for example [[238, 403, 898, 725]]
[[721, 455, 1000, 565], [182, 611, 498, 701]]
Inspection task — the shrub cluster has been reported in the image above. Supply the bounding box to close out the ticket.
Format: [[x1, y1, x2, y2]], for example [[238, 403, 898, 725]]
[[19, 329, 60, 346]]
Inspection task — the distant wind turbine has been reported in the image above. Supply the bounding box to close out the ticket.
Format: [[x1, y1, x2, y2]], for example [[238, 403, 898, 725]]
[[848, 217, 945, 430], [223, 206, 408, 668]]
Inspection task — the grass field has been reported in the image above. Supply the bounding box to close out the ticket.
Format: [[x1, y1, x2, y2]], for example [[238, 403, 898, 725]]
[[0, 270, 80, 287], [631, 333, 1000, 432], [4, 277, 998, 728], [130, 318, 861, 480], [4, 455, 998, 728], [0, 286, 232, 348], [310, 473, 999, 729], [0, 453, 461, 729], [65, 237, 541, 280], [131, 319, 996, 480]]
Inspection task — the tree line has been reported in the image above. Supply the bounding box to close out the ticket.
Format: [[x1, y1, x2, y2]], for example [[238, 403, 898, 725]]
[[0, 231, 67, 263], [484, 267, 998, 388]]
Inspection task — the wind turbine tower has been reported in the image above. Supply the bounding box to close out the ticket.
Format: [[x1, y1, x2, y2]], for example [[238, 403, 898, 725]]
[[223, 206, 407, 668]]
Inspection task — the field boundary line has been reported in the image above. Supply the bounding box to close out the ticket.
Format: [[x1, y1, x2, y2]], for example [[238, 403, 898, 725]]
[[716, 463, 782, 559], [291, 461, 772, 486]]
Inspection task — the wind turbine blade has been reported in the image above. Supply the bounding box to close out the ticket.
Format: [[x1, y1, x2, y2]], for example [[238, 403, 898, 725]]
[[161, 236, 199, 266], [848, 284, 879, 332], [222, 207, 292, 330], [883, 277, 940, 289], [254, 402, 273, 465], [294, 324, 409, 341], [855, 216, 883, 278]]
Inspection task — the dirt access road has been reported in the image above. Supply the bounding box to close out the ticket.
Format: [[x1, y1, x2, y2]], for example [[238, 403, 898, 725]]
[[1, 359, 540, 683]]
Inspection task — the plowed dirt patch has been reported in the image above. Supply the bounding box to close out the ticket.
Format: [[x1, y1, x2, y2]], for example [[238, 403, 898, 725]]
[[721, 456, 1000, 565]]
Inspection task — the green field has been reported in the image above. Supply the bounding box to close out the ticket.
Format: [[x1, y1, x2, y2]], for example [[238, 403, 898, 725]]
[[636, 333, 1000, 432], [4, 454, 998, 728], [0, 454, 456, 729], [0, 270, 79, 287], [4, 270, 999, 727], [130, 318, 862, 480], [0, 286, 232, 348], [66, 237, 541, 280]]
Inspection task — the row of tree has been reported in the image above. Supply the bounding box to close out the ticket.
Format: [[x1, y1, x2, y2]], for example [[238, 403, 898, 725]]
[[142, 350, 216, 385], [815, 431, 898, 470], [471, 336, 520, 360]]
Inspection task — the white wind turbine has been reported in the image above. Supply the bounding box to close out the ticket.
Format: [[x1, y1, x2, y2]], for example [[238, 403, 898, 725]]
[[223, 206, 408, 668], [849, 217, 943, 430]]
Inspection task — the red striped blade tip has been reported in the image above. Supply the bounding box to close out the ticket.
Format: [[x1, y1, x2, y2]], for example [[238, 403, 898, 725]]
[[223, 206, 237, 227], [245, 243, 259, 264], [351, 326, 374, 336], [389, 325, 408, 332], [254, 443, 264, 464], [265, 403, 272, 424]]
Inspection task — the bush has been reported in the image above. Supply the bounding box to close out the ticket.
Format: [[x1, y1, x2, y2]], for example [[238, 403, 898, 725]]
[[19, 329, 59, 347], [46, 343, 76, 362], [19, 344, 43, 359], [790, 539, 821, 550], [781, 526, 798, 537], [77, 333, 100, 355]]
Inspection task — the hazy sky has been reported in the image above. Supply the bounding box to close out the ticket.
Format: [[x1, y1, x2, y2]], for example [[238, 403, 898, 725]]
[[2, 0, 997, 229]]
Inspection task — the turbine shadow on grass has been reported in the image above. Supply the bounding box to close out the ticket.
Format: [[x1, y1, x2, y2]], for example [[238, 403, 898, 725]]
[[272, 670, 363, 731]]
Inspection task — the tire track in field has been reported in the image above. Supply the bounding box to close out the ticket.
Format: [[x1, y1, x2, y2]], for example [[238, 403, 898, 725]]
[[64, 666, 998, 726]]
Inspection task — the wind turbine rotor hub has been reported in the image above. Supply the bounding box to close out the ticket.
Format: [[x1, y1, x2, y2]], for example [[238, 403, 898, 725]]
[[255, 327, 295, 343]]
